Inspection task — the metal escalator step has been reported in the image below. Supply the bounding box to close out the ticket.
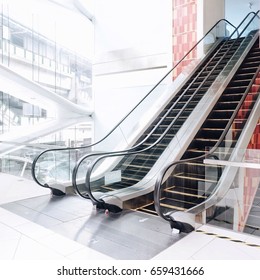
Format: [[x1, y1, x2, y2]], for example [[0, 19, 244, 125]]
[[185, 161, 220, 168], [210, 110, 235, 118], [187, 148, 232, 158], [150, 126, 181, 133], [196, 75, 217, 82], [214, 101, 240, 109], [229, 79, 252, 86], [137, 153, 159, 159], [206, 118, 230, 122], [153, 124, 180, 128], [225, 86, 248, 93], [160, 197, 196, 210], [121, 176, 141, 183], [200, 127, 242, 139], [169, 185, 206, 196], [172, 172, 217, 183], [185, 149, 212, 156], [143, 142, 168, 147], [160, 202, 186, 211], [122, 163, 151, 170], [238, 66, 259, 73], [194, 138, 236, 143], [165, 189, 207, 199], [246, 56, 260, 62], [201, 128, 225, 131], [101, 185, 117, 191], [212, 109, 236, 113], [242, 61, 260, 67], [130, 158, 155, 166], [220, 93, 243, 100], [144, 133, 175, 140], [235, 73, 255, 79], [123, 166, 148, 175]]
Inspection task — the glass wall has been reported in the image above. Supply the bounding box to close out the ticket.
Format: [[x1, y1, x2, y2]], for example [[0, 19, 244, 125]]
[[205, 148, 260, 236], [0, 0, 94, 180], [0, 10, 92, 105]]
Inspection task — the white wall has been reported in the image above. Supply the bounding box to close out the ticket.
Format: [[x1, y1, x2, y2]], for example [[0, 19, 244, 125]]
[[225, 0, 259, 27], [197, 0, 225, 40], [92, 0, 172, 143]]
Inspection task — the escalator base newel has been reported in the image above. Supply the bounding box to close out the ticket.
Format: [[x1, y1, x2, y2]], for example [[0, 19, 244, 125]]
[[43, 183, 65, 197], [50, 187, 66, 196], [170, 218, 195, 234], [96, 201, 122, 214]]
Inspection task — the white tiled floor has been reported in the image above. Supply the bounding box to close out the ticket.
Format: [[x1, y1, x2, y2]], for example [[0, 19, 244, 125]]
[[154, 224, 260, 260], [2, 206, 260, 260], [0, 207, 113, 260], [1, 173, 260, 260]]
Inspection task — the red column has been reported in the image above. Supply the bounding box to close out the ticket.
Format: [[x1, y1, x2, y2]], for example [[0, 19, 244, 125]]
[[172, 0, 197, 78]]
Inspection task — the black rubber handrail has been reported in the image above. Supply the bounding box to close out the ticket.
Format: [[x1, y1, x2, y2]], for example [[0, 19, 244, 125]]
[[154, 51, 260, 223], [73, 12, 258, 204], [31, 18, 237, 187]]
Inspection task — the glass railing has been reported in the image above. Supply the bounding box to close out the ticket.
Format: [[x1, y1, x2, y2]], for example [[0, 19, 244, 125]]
[[204, 148, 260, 234], [153, 11, 260, 232], [71, 14, 260, 208], [0, 123, 92, 191], [0, 141, 47, 180], [32, 18, 237, 194], [0, 145, 50, 204]]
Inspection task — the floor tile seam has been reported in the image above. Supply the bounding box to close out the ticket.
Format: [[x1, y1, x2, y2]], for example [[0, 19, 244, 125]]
[[0, 209, 36, 229], [0, 216, 32, 236], [0, 206, 64, 234], [13, 223, 88, 258], [15, 221, 87, 257], [12, 233, 23, 260], [0, 220, 24, 249], [185, 231, 218, 259], [0, 210, 77, 254]]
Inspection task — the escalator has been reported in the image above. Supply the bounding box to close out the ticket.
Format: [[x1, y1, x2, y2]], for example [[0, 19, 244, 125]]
[[154, 32, 260, 232], [84, 38, 240, 192], [72, 13, 259, 212], [32, 18, 237, 194]]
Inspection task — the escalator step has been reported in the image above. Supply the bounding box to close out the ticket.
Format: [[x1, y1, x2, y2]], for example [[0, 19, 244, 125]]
[[214, 101, 240, 109], [225, 86, 248, 93], [170, 185, 206, 196], [172, 172, 217, 183], [122, 163, 151, 170], [160, 197, 196, 210], [165, 189, 207, 199], [193, 138, 237, 144]]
